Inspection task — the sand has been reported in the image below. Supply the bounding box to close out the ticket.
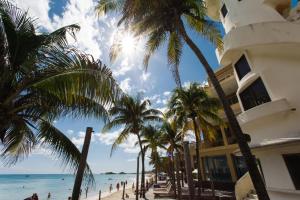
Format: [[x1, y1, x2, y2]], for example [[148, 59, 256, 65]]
[[86, 188, 135, 200]]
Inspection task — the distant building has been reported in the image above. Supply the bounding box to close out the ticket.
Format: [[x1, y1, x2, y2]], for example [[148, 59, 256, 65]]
[[196, 1, 300, 200]]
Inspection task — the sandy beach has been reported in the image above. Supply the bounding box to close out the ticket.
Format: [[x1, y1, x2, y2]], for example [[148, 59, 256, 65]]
[[86, 188, 135, 200]]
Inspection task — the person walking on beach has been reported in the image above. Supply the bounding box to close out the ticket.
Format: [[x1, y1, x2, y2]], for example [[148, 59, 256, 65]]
[[125, 180, 127, 185], [132, 183, 134, 191], [109, 184, 113, 193], [85, 187, 88, 198], [47, 192, 51, 199], [116, 182, 120, 191]]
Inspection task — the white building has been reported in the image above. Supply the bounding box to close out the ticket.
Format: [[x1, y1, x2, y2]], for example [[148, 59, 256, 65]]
[[205, 0, 300, 200]]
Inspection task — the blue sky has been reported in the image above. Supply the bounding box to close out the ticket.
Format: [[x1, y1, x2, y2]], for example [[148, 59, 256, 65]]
[[1, 0, 298, 174]]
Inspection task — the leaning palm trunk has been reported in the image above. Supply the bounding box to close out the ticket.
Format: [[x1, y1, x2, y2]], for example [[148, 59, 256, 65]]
[[192, 117, 202, 197], [177, 18, 270, 200]]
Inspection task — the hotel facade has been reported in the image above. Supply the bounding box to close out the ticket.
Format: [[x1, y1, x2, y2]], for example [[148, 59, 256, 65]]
[[190, 1, 300, 200]]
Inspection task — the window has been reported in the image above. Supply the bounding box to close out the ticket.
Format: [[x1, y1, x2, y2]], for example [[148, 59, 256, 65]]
[[221, 4, 228, 18], [239, 78, 271, 110], [283, 154, 300, 190], [227, 93, 239, 105], [204, 155, 231, 182], [234, 55, 251, 80], [233, 155, 248, 179]]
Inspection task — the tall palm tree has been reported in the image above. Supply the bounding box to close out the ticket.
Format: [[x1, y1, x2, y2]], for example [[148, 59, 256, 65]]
[[96, 1, 270, 199], [140, 125, 164, 184], [168, 83, 222, 196], [103, 95, 162, 197], [0, 0, 120, 185], [160, 118, 183, 198]]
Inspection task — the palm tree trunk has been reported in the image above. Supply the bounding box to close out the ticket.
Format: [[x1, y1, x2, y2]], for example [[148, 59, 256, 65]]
[[175, 152, 182, 200], [169, 151, 177, 198], [136, 134, 145, 198], [192, 117, 202, 197], [177, 18, 270, 200], [72, 127, 93, 200], [141, 148, 145, 198], [136, 155, 140, 200], [155, 166, 158, 184], [183, 141, 195, 200]]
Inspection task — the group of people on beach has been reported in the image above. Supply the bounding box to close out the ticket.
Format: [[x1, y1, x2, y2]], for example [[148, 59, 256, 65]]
[[24, 193, 39, 200], [109, 180, 128, 192]]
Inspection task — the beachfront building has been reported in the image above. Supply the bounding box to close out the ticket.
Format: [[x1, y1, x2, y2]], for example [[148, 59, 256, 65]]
[[203, 0, 300, 200], [189, 65, 248, 184]]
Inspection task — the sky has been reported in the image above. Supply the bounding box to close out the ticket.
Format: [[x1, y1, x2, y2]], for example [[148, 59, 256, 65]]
[[1, 0, 298, 174]]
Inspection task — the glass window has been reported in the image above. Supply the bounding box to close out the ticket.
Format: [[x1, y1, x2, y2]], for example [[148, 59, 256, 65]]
[[239, 78, 271, 111], [233, 155, 248, 179], [227, 93, 239, 105], [204, 155, 231, 182], [234, 55, 251, 80], [221, 4, 228, 18], [283, 154, 300, 190]]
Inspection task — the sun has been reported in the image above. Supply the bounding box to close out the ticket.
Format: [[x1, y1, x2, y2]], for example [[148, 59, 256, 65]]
[[121, 33, 137, 56]]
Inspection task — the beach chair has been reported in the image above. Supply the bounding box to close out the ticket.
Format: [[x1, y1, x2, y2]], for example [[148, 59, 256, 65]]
[[153, 183, 174, 198], [153, 181, 171, 191]]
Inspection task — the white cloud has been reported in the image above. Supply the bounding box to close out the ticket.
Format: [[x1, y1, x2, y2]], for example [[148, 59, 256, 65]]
[[183, 81, 191, 88], [127, 158, 136, 162], [119, 78, 132, 93], [71, 131, 95, 148], [162, 99, 168, 105], [12, 0, 52, 28], [95, 128, 140, 154], [13, 0, 118, 60], [141, 71, 151, 81], [113, 58, 134, 77], [67, 129, 74, 135], [163, 91, 171, 96]]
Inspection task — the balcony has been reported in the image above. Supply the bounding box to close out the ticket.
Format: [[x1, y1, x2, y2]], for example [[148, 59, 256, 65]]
[[217, 21, 300, 65], [237, 98, 291, 125], [208, 65, 238, 97]]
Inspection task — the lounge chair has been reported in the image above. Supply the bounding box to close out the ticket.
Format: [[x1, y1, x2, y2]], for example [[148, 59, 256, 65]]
[[153, 183, 174, 198]]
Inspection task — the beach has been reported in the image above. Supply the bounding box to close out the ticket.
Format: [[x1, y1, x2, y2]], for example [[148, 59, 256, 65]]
[[87, 187, 134, 200]]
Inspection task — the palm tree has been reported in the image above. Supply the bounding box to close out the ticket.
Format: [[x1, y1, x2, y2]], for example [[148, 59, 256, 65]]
[[103, 95, 162, 197], [168, 83, 222, 196], [160, 118, 183, 198], [96, 1, 270, 199], [0, 0, 120, 185], [140, 125, 164, 184]]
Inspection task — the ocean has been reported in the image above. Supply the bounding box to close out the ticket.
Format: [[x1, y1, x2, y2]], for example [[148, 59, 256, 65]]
[[0, 174, 136, 200]]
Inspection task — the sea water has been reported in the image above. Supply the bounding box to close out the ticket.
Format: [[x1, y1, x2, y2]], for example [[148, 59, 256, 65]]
[[0, 174, 136, 200]]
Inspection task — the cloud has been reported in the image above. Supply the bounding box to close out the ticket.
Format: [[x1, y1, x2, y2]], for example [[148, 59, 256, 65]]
[[127, 158, 136, 162], [141, 71, 151, 81], [71, 131, 96, 148], [113, 58, 134, 77], [163, 91, 171, 96], [119, 78, 132, 93], [95, 128, 140, 154], [13, 0, 118, 60], [183, 81, 191, 88], [67, 129, 74, 135]]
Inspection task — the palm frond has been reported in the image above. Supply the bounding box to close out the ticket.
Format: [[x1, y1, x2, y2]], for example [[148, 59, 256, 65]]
[[37, 120, 95, 187], [167, 31, 183, 86]]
